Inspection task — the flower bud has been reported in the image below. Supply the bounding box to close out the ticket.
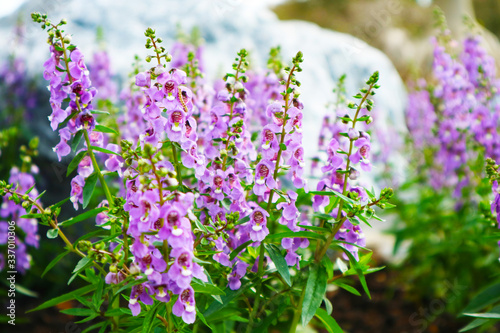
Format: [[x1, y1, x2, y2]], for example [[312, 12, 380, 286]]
[[63, 34, 72, 44], [154, 65, 166, 76], [348, 167, 360, 180], [348, 128, 359, 140], [234, 81, 244, 91]]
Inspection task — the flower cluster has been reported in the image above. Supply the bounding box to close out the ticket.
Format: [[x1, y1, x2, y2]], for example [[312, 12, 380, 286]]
[[24, 15, 392, 332], [0, 167, 40, 273], [312, 73, 379, 260], [407, 32, 500, 197], [0, 139, 41, 274]]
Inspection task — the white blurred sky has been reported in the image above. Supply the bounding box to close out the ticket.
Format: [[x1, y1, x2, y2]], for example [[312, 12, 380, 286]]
[[0, 0, 289, 18], [0, 1, 26, 18]]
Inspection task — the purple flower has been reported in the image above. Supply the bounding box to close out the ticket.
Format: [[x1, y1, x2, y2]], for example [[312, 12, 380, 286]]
[[260, 126, 279, 159], [70, 175, 85, 210], [172, 287, 196, 324], [321, 139, 344, 173], [75, 111, 96, 132], [253, 160, 276, 196], [68, 49, 87, 80], [349, 136, 372, 171], [53, 128, 71, 161], [129, 283, 154, 316], [228, 260, 249, 290], [77, 155, 94, 178], [248, 208, 270, 242], [165, 108, 187, 142], [135, 72, 151, 87]]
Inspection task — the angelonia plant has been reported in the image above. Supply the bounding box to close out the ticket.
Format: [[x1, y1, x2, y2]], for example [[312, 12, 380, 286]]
[[391, 12, 500, 313], [459, 158, 500, 333], [0, 13, 394, 332]]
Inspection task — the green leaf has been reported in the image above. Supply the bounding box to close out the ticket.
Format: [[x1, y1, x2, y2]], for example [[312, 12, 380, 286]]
[[42, 251, 71, 278], [57, 110, 78, 131], [51, 197, 70, 210], [20, 213, 43, 219], [462, 280, 500, 313], [47, 228, 59, 239], [81, 321, 107, 333], [323, 297, 333, 315], [204, 307, 247, 323], [35, 190, 47, 201], [315, 308, 343, 333], [383, 202, 396, 209], [301, 264, 328, 326], [279, 143, 287, 151], [310, 191, 355, 205], [463, 312, 500, 319], [335, 258, 348, 274], [142, 302, 162, 333], [91, 145, 121, 156], [73, 257, 92, 274], [459, 318, 490, 332], [192, 278, 226, 295], [72, 130, 83, 152], [229, 240, 253, 261], [27, 284, 96, 313], [60, 308, 95, 316], [94, 124, 118, 135], [459, 307, 500, 332], [298, 224, 329, 233], [193, 217, 208, 233], [251, 302, 288, 333], [312, 213, 335, 221], [204, 282, 253, 318], [59, 207, 107, 227], [68, 257, 93, 285], [15, 284, 38, 297], [334, 282, 361, 296], [264, 243, 292, 286], [83, 173, 99, 209], [67, 150, 87, 176], [265, 231, 325, 242], [196, 307, 212, 329], [235, 215, 250, 225], [334, 246, 371, 299], [91, 110, 110, 115]]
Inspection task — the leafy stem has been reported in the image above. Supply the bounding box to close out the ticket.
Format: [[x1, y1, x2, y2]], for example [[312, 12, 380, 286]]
[[315, 77, 377, 263]]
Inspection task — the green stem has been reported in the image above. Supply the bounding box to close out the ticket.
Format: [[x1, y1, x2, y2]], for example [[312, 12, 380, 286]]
[[171, 143, 183, 186], [221, 56, 244, 171], [52, 26, 114, 210], [246, 65, 298, 333], [314, 82, 375, 262], [288, 286, 306, 333], [246, 245, 266, 333], [82, 130, 114, 208]]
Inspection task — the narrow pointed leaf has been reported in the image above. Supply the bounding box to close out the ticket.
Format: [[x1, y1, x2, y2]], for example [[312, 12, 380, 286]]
[[264, 243, 291, 286], [91, 145, 121, 156], [27, 285, 96, 312], [67, 150, 87, 176], [301, 264, 328, 326], [82, 173, 98, 209], [315, 308, 343, 333], [42, 251, 71, 277], [59, 207, 107, 227], [94, 124, 118, 135]]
